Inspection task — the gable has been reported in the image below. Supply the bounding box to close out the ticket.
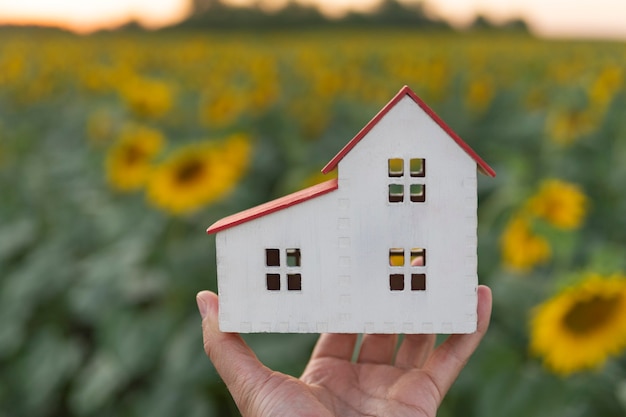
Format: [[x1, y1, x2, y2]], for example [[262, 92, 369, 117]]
[[322, 85, 496, 178], [207, 85, 494, 235]]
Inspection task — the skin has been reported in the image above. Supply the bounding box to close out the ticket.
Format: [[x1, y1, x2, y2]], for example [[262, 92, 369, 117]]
[[197, 285, 492, 417]]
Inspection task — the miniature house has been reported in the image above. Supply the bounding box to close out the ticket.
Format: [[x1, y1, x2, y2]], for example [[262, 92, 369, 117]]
[[207, 85, 495, 334]]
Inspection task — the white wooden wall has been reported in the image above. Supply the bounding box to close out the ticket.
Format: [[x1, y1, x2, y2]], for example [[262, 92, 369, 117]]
[[216, 95, 478, 333]]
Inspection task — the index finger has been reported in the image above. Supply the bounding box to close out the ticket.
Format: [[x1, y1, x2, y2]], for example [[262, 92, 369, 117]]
[[197, 291, 273, 408]]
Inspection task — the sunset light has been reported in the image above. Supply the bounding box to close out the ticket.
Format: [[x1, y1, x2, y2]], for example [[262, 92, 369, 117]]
[[0, 0, 191, 32], [0, 0, 625, 39]]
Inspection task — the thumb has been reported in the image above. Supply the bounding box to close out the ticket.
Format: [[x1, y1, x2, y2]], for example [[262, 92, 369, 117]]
[[196, 291, 272, 413]]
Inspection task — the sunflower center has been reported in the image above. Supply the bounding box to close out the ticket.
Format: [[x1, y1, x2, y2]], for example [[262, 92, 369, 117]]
[[124, 145, 146, 165], [562, 294, 622, 335], [175, 159, 205, 184]]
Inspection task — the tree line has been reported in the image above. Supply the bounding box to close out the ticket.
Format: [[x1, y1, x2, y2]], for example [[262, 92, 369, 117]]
[[175, 0, 529, 32]]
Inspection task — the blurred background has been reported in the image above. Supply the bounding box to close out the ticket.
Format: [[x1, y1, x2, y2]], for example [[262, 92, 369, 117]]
[[1, 0, 626, 416]]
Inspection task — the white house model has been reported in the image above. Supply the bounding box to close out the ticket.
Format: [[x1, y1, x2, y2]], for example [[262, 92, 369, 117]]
[[207, 85, 496, 334]]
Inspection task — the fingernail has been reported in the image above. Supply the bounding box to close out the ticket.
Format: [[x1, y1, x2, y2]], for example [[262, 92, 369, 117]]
[[196, 293, 208, 320]]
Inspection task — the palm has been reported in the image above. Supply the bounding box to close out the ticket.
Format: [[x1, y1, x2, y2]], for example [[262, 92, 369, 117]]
[[198, 286, 491, 417], [302, 356, 440, 417]]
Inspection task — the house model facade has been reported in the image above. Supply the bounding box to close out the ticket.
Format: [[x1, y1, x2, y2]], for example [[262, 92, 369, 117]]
[[207, 85, 495, 334]]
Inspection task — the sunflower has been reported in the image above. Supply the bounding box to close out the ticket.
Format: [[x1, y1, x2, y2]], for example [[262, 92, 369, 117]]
[[545, 107, 596, 145], [199, 90, 248, 128], [465, 76, 494, 112], [526, 179, 588, 230], [146, 134, 251, 215], [120, 77, 175, 119], [530, 274, 626, 375], [500, 215, 551, 272], [105, 124, 164, 192]]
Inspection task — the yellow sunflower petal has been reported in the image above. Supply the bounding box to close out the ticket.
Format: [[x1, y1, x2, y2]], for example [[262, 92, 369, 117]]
[[105, 124, 165, 192], [146, 134, 252, 215], [526, 179, 588, 230], [501, 215, 551, 272]]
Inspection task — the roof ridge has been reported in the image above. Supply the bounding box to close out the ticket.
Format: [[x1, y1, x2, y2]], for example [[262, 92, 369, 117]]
[[322, 85, 496, 177]]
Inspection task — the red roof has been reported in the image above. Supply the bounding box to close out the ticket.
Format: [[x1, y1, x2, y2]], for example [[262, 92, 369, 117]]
[[207, 178, 338, 234], [322, 85, 496, 178], [207, 86, 495, 234]]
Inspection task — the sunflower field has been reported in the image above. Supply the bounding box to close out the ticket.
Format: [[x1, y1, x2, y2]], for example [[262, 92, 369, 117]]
[[1, 27, 626, 417]]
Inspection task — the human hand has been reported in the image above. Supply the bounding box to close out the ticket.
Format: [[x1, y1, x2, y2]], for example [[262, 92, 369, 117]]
[[196, 285, 492, 417]]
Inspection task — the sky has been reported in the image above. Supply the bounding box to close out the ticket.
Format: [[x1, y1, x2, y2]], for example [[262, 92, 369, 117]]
[[0, 0, 625, 40]]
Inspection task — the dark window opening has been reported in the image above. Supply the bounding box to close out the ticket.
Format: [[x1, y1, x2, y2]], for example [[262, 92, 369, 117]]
[[266, 249, 280, 267], [390, 274, 404, 291], [411, 274, 426, 291], [287, 274, 302, 290], [266, 274, 280, 290]]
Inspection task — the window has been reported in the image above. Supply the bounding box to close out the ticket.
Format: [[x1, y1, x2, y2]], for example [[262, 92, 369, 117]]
[[411, 274, 426, 291], [388, 184, 404, 203], [266, 273, 280, 290], [410, 158, 426, 177], [410, 184, 426, 203], [388, 247, 427, 291], [410, 248, 426, 266], [388, 158, 404, 177], [286, 248, 301, 267], [266, 249, 280, 266], [387, 158, 426, 204], [287, 274, 302, 290], [264, 248, 302, 291], [389, 248, 404, 266], [389, 274, 404, 291]]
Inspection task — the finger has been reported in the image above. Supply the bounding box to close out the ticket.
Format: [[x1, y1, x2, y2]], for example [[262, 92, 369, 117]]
[[196, 291, 273, 409], [357, 334, 398, 365], [310, 333, 358, 361], [422, 285, 492, 402], [394, 334, 436, 369]]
